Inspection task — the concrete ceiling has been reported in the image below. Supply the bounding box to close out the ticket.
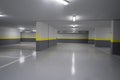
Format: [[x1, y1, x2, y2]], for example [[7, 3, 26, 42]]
[[0, 0, 120, 30]]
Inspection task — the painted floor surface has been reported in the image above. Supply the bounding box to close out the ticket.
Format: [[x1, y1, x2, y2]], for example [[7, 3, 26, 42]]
[[0, 43, 120, 80]]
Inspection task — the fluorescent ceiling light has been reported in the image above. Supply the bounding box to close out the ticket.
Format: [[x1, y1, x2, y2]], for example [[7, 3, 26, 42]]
[[72, 16, 77, 22], [32, 30, 36, 32], [56, 0, 70, 5], [0, 14, 6, 17], [69, 15, 82, 21], [72, 30, 76, 33], [71, 28, 78, 33], [70, 24, 79, 27], [18, 27, 25, 30]]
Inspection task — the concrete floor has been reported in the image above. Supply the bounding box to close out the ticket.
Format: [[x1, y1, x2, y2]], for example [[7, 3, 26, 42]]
[[0, 43, 120, 80]]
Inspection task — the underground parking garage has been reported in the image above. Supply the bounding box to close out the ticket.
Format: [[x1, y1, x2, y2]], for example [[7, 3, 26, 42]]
[[0, 0, 120, 80]]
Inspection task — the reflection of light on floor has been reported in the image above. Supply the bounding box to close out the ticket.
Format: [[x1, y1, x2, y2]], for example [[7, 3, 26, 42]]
[[71, 52, 75, 75], [19, 50, 25, 63], [32, 51, 37, 57], [19, 56, 25, 63]]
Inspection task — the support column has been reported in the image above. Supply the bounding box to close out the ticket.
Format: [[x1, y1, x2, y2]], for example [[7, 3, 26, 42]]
[[36, 22, 57, 51], [111, 20, 120, 55], [36, 22, 49, 51], [95, 27, 111, 47]]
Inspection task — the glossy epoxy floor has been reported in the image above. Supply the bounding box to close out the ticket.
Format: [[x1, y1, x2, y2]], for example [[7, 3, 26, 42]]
[[0, 43, 120, 80]]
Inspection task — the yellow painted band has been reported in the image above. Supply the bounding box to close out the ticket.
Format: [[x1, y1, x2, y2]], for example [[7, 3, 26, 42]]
[[49, 38, 57, 40], [36, 38, 48, 41], [111, 40, 120, 43], [36, 33, 120, 43], [58, 38, 88, 40], [95, 38, 111, 41], [58, 38, 111, 40], [22, 37, 35, 39], [58, 38, 110, 40], [36, 38, 57, 41], [36, 34, 57, 41], [88, 38, 95, 40], [0, 37, 20, 40], [89, 38, 120, 43], [36, 34, 47, 41], [90, 38, 120, 43]]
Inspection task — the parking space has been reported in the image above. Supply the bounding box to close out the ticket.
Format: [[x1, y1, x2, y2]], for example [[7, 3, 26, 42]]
[[0, 42, 36, 69]]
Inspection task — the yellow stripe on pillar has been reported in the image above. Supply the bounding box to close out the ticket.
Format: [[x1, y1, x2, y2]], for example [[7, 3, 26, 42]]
[[111, 40, 120, 43], [36, 34, 57, 41], [95, 38, 111, 41], [57, 38, 88, 40]]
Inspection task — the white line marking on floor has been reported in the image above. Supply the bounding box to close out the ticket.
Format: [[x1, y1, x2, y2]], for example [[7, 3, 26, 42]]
[[0, 60, 18, 69], [0, 54, 33, 70]]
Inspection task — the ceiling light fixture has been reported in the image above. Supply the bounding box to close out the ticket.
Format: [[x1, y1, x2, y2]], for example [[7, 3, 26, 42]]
[[0, 14, 6, 17], [72, 30, 76, 33], [18, 27, 25, 32], [72, 25, 76, 28], [18, 27, 25, 30], [72, 16, 77, 22], [70, 24, 79, 28], [32, 30, 36, 32], [56, 0, 70, 5], [72, 28, 76, 31]]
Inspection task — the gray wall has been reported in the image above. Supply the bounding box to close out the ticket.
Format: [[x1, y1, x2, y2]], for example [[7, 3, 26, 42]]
[[0, 27, 20, 45]]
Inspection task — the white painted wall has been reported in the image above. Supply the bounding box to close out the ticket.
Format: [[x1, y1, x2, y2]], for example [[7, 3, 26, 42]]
[[95, 27, 111, 39], [49, 26, 57, 39], [0, 27, 20, 38], [89, 29, 95, 39], [36, 22, 57, 39], [36, 22, 49, 38], [21, 32, 36, 38]]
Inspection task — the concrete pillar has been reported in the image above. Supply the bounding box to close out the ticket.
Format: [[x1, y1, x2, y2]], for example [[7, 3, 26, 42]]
[[111, 20, 120, 55], [95, 27, 111, 47], [36, 22, 49, 51], [36, 22, 57, 51]]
